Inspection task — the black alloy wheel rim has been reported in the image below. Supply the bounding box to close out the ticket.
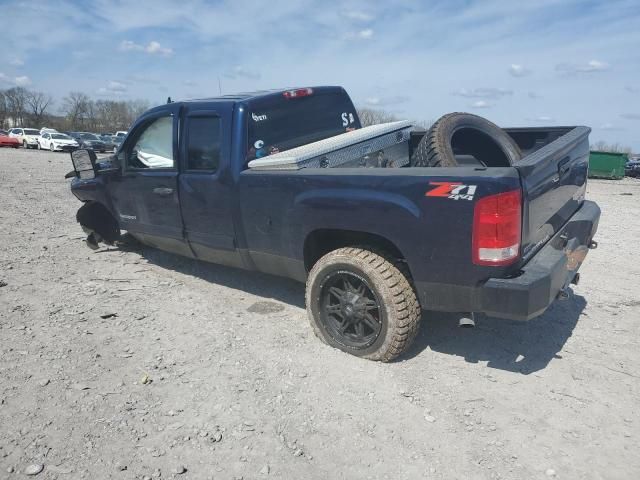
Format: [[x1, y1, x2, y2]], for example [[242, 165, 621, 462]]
[[319, 271, 383, 349]]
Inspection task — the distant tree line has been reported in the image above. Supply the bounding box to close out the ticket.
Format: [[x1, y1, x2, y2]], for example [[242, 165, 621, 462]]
[[0, 87, 149, 133], [590, 141, 634, 156], [356, 107, 432, 130]]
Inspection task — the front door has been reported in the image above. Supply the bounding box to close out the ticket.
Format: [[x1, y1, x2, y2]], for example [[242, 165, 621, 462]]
[[109, 106, 192, 257]]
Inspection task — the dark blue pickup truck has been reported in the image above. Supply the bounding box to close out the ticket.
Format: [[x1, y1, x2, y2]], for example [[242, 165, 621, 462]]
[[69, 86, 600, 362]]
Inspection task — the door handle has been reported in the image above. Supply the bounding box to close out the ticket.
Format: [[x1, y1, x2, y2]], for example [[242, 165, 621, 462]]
[[152, 187, 174, 196]]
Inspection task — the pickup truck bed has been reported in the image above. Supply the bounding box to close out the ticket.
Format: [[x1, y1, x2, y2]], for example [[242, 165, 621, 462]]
[[69, 86, 600, 361], [238, 125, 598, 318]]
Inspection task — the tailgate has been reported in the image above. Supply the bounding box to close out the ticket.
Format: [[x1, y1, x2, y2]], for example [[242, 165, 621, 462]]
[[514, 126, 591, 262]]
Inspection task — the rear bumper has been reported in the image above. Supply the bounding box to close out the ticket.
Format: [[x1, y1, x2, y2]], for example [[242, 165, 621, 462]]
[[479, 200, 600, 320]]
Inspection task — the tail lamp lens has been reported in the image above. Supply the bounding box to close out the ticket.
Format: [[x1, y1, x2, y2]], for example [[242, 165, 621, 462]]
[[472, 189, 522, 266]]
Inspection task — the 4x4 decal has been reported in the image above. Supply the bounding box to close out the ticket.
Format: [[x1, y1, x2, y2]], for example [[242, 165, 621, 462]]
[[426, 182, 477, 201]]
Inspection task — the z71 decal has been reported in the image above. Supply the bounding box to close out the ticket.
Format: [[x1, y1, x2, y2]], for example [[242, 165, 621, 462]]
[[426, 182, 477, 201]]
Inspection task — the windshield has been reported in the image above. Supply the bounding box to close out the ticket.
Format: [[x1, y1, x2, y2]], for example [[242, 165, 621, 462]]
[[24, 129, 40, 135], [247, 90, 359, 161], [52, 134, 71, 140], [80, 133, 100, 140]]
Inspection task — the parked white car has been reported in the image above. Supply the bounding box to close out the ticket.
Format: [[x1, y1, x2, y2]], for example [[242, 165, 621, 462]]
[[40, 127, 58, 135], [8, 127, 41, 149], [38, 132, 79, 152]]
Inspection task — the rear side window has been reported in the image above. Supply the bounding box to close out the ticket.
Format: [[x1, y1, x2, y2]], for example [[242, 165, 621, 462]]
[[186, 116, 221, 171], [247, 91, 359, 161]]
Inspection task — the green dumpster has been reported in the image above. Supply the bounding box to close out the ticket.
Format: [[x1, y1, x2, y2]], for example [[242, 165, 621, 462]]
[[588, 151, 627, 179]]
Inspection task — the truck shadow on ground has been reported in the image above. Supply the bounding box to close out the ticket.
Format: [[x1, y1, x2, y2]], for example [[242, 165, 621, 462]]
[[405, 293, 587, 374], [121, 243, 585, 374], [136, 246, 306, 309]]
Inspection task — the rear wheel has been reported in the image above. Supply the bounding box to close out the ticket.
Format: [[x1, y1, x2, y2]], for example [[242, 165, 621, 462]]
[[23, 141, 28, 149], [306, 247, 421, 362]]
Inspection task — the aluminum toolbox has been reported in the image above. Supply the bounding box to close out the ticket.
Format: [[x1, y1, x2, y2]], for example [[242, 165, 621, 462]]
[[248, 120, 412, 170]]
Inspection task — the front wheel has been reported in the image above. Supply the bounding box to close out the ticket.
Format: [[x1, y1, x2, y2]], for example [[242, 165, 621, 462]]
[[306, 247, 421, 362], [50, 143, 55, 152], [23, 141, 28, 149]]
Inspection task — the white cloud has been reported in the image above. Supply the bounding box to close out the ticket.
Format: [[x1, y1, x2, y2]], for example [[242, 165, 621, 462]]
[[599, 123, 623, 131], [621, 113, 640, 120], [364, 95, 409, 107], [145, 41, 173, 56], [454, 88, 512, 99], [344, 29, 374, 40], [508, 64, 530, 77], [556, 59, 610, 74], [120, 40, 173, 56], [14, 76, 31, 86], [0, 72, 31, 86], [528, 91, 541, 99], [224, 65, 260, 80], [10, 58, 25, 67], [471, 100, 492, 108], [108, 81, 127, 92], [344, 11, 374, 22], [97, 80, 128, 96], [625, 85, 639, 93]]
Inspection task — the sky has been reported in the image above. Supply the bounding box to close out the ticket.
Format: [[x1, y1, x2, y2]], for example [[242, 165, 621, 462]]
[[1, 0, 639, 149]]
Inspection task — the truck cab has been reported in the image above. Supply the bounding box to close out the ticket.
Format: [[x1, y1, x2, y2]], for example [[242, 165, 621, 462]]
[[73, 86, 359, 260]]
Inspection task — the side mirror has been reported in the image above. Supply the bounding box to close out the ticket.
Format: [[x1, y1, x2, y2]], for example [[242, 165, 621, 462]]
[[70, 149, 98, 180]]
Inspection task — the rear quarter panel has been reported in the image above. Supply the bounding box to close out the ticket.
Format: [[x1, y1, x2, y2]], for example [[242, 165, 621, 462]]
[[238, 167, 522, 301]]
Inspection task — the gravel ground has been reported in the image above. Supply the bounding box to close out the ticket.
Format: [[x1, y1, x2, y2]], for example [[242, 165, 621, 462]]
[[1, 147, 639, 480]]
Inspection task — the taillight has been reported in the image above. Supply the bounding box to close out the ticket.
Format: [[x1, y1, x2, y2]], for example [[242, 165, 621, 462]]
[[283, 88, 313, 99], [472, 189, 522, 266]]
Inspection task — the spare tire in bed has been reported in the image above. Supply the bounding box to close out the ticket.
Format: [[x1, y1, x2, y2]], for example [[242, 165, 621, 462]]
[[411, 112, 522, 167]]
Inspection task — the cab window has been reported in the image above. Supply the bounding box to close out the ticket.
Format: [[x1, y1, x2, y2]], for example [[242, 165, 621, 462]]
[[126, 116, 174, 169], [186, 116, 221, 172]]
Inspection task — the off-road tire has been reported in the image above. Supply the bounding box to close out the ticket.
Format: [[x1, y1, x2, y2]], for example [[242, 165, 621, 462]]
[[411, 112, 522, 167], [306, 247, 421, 362]]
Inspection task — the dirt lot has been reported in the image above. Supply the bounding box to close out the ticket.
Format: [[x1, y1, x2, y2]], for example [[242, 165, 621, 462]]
[[1, 147, 639, 480]]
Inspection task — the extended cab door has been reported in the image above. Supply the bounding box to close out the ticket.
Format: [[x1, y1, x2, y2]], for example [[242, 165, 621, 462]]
[[178, 103, 242, 268], [108, 105, 192, 257]]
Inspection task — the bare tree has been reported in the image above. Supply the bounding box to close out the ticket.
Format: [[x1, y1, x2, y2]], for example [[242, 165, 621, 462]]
[[0, 91, 7, 129], [125, 99, 150, 126], [26, 91, 53, 126], [3, 87, 29, 126], [590, 141, 634, 156], [62, 92, 92, 130], [356, 107, 398, 127]]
